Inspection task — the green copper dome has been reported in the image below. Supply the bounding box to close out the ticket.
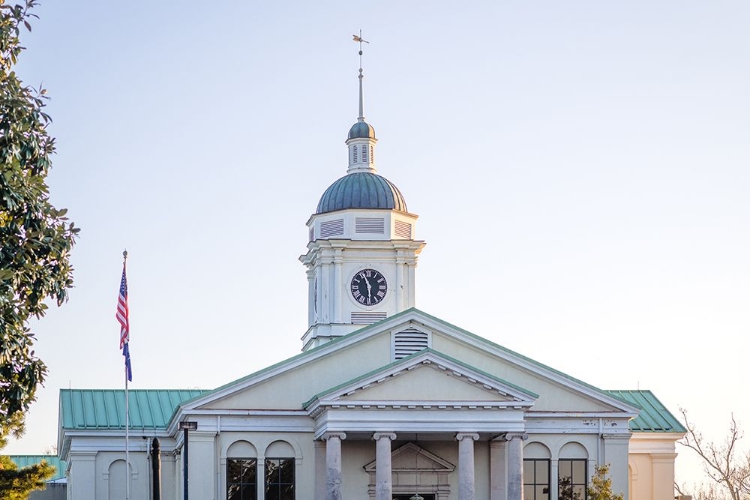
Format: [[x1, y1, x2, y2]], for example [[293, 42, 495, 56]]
[[348, 121, 376, 140], [316, 172, 407, 214]]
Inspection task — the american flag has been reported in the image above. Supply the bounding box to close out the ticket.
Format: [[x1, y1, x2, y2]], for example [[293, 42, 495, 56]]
[[116, 263, 132, 381]]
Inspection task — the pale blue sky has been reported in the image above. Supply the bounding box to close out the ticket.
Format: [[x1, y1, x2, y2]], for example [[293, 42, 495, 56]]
[[6, 0, 750, 487]]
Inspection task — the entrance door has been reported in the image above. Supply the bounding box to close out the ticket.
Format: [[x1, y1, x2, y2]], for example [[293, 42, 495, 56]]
[[392, 496, 436, 500]]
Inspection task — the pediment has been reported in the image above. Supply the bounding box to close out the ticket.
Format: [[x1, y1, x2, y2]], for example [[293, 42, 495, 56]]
[[305, 349, 537, 412], [175, 309, 638, 430], [364, 442, 455, 473]]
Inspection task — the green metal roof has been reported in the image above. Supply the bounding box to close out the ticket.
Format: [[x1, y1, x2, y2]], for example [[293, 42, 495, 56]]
[[8, 455, 67, 481], [58, 315, 683, 434], [317, 172, 408, 214], [606, 390, 686, 433], [59, 389, 207, 430], [348, 120, 376, 140]]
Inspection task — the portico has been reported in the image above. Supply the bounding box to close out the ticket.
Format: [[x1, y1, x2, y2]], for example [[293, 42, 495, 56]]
[[321, 429, 528, 500]]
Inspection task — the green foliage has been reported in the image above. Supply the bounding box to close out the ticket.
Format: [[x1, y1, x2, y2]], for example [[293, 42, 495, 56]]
[[0, 455, 55, 500], [0, 0, 78, 427], [559, 476, 583, 500], [588, 464, 624, 500]]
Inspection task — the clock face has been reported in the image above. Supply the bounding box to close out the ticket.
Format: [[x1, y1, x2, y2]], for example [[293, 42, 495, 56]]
[[350, 268, 388, 306]]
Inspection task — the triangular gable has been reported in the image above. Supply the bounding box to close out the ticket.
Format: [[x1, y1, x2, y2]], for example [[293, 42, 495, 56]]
[[304, 349, 537, 412], [170, 308, 639, 430], [364, 442, 455, 473]]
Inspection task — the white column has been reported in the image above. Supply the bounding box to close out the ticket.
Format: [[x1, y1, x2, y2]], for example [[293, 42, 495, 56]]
[[456, 433, 479, 500], [333, 246, 344, 323], [373, 432, 397, 500], [321, 258, 331, 323], [490, 438, 507, 500], [324, 432, 346, 500], [505, 433, 527, 500], [395, 254, 404, 311], [406, 261, 416, 308], [307, 269, 315, 326], [550, 459, 559, 500], [315, 441, 327, 500]]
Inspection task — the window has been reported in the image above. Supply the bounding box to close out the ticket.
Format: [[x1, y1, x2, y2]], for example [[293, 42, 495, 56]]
[[362, 146, 368, 163], [523, 459, 550, 500], [353, 146, 358, 163], [265, 458, 294, 500], [370, 145, 374, 163], [227, 458, 256, 500], [558, 459, 587, 500]]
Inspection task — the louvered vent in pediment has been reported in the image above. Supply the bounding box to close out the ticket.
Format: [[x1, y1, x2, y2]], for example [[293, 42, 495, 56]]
[[351, 311, 387, 325], [355, 217, 385, 234], [320, 219, 344, 238], [393, 327, 430, 360], [394, 220, 412, 239]]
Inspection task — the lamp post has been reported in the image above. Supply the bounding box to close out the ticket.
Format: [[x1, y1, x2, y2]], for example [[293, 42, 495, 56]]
[[179, 421, 198, 500]]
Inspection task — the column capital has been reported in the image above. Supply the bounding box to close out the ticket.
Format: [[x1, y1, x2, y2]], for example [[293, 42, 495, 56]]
[[503, 432, 528, 442], [322, 432, 347, 441], [372, 432, 397, 441], [456, 432, 480, 442]]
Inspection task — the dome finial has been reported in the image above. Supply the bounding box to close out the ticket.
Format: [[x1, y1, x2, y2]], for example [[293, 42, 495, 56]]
[[352, 30, 369, 123]]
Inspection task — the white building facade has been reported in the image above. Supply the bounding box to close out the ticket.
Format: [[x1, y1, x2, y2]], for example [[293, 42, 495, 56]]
[[58, 60, 684, 500]]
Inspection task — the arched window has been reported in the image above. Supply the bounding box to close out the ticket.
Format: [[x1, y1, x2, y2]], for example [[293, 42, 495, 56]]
[[227, 459, 256, 500], [524, 442, 551, 500], [265, 441, 295, 500], [559, 442, 589, 500], [227, 440, 258, 500]]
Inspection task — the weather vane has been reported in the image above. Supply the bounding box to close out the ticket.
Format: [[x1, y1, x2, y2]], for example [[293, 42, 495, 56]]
[[352, 30, 369, 70]]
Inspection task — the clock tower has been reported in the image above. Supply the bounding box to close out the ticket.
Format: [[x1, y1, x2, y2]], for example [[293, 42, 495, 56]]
[[299, 41, 425, 351]]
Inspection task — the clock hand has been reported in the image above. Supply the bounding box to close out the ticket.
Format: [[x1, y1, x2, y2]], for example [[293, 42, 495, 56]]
[[365, 277, 372, 299]]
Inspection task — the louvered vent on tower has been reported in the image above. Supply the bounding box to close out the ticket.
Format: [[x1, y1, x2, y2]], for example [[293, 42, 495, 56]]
[[394, 220, 412, 239], [351, 312, 387, 325], [355, 217, 385, 234], [393, 327, 430, 360], [320, 219, 344, 238], [309, 226, 314, 242]]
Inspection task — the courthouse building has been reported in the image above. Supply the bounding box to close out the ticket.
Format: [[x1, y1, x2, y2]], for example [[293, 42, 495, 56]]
[[58, 63, 685, 500]]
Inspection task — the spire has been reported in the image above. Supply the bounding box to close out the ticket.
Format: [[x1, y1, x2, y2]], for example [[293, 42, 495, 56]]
[[353, 30, 369, 122], [347, 31, 377, 173]]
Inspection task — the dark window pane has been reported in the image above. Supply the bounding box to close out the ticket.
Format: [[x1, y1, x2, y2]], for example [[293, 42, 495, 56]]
[[278, 459, 294, 483], [242, 484, 256, 500], [266, 484, 280, 500], [228, 460, 242, 482], [228, 458, 257, 500], [265, 457, 294, 500], [227, 484, 241, 500], [266, 459, 280, 483], [280, 483, 294, 500]]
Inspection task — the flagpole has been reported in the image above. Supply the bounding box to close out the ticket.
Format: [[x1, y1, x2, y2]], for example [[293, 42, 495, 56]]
[[125, 356, 130, 500], [122, 250, 130, 500]]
